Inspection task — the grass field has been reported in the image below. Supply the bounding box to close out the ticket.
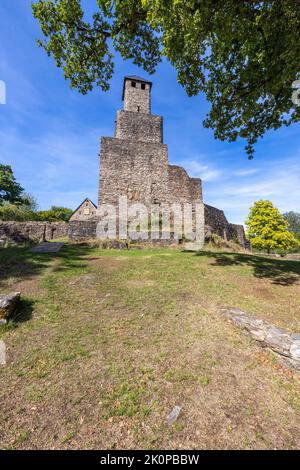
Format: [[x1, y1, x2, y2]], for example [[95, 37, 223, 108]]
[[0, 244, 300, 449]]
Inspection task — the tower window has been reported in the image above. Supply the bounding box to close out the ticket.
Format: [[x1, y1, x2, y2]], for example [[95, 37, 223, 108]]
[[137, 106, 140, 112], [141, 83, 146, 90], [131, 81, 136, 87]]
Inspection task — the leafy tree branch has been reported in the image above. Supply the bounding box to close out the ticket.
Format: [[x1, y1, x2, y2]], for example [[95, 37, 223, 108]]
[[32, 0, 300, 157]]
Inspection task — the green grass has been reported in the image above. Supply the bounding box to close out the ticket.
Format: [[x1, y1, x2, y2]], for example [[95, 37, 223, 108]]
[[0, 244, 300, 449]]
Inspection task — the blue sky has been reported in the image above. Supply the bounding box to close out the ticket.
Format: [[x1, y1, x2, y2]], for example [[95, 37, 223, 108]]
[[0, 1, 299, 225]]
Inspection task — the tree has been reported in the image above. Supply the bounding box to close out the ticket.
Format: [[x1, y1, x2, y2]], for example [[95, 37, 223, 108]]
[[20, 193, 39, 212], [283, 211, 300, 238], [0, 193, 39, 221], [0, 164, 24, 205], [0, 203, 39, 221], [32, 1, 300, 157], [36, 206, 73, 222], [246, 200, 298, 253]]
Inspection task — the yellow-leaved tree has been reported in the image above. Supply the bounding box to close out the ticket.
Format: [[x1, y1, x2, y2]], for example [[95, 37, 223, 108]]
[[246, 200, 298, 254]]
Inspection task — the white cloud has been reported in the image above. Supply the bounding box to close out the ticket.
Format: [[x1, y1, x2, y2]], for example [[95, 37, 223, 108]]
[[232, 168, 259, 177], [204, 156, 300, 225], [0, 119, 110, 209], [172, 151, 300, 225], [0, 58, 42, 119], [177, 158, 223, 182]]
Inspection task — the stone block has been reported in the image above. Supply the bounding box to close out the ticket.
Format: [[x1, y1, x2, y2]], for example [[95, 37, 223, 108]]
[[184, 241, 204, 251], [166, 405, 182, 426], [0, 292, 20, 320], [264, 327, 293, 357], [221, 307, 300, 370], [290, 341, 300, 360]]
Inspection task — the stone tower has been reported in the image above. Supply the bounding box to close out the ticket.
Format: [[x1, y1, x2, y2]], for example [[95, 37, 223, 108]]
[[98, 75, 203, 210], [123, 75, 151, 113], [69, 75, 247, 247]]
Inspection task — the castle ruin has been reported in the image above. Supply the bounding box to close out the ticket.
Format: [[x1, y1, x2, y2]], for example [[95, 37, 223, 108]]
[[99, 76, 203, 209], [69, 76, 247, 247]]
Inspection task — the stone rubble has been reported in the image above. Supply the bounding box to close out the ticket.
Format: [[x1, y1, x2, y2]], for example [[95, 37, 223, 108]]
[[31, 242, 64, 253], [166, 405, 182, 426], [0, 292, 21, 320], [0, 340, 6, 366], [221, 307, 300, 371]]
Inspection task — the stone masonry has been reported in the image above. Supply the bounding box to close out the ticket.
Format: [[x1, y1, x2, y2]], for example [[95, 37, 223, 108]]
[[0, 221, 68, 245], [99, 75, 202, 209], [204, 204, 248, 247], [221, 307, 300, 371], [69, 198, 97, 221], [69, 75, 246, 246], [96, 75, 205, 243]]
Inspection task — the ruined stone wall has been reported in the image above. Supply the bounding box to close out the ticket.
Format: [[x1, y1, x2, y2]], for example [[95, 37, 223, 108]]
[[99, 137, 170, 207], [68, 219, 182, 245], [229, 223, 249, 248], [204, 204, 231, 240], [168, 165, 202, 204], [115, 110, 163, 143], [123, 80, 151, 113], [0, 221, 68, 245], [204, 204, 247, 246], [45, 222, 68, 240], [68, 219, 99, 242]]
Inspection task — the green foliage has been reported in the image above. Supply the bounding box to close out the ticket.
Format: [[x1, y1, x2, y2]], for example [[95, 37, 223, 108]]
[[36, 206, 73, 222], [0, 203, 39, 221], [0, 193, 39, 221], [246, 200, 299, 253], [283, 211, 300, 238], [21, 193, 39, 212], [0, 198, 72, 222], [32, 1, 300, 157], [0, 164, 24, 205]]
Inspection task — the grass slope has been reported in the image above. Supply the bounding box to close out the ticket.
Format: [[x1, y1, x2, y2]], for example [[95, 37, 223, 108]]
[[0, 245, 299, 449]]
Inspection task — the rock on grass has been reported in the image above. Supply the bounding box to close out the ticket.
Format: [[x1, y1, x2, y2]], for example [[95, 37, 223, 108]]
[[0, 292, 21, 320]]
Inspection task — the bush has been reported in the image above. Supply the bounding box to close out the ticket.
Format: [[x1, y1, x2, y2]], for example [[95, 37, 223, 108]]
[[36, 206, 72, 222], [0, 203, 39, 221]]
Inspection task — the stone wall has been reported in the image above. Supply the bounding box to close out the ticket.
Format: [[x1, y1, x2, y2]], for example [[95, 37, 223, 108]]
[[222, 307, 300, 371], [115, 110, 163, 143], [68, 219, 183, 245], [229, 223, 249, 248], [204, 204, 247, 247], [0, 221, 68, 245], [204, 204, 231, 239], [99, 137, 170, 206], [68, 219, 99, 242], [168, 165, 202, 203]]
